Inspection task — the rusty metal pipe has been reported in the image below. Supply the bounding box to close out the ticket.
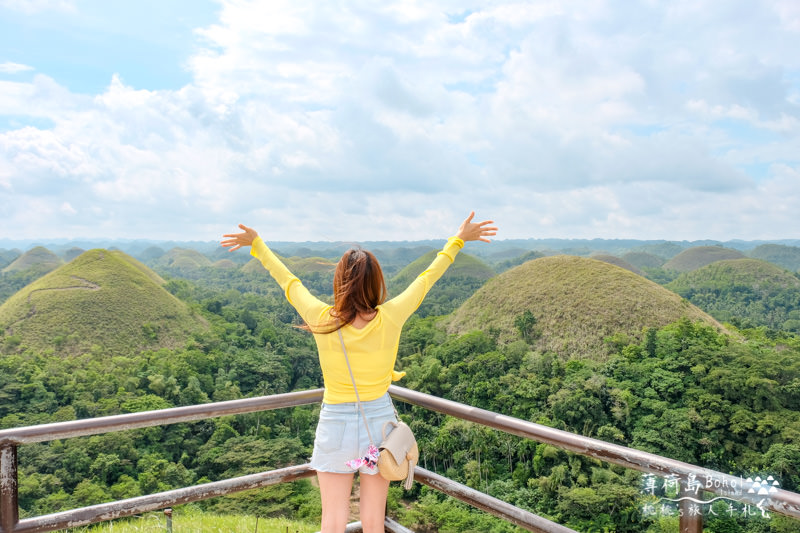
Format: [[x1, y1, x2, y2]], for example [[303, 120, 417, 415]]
[[0, 389, 324, 446], [0, 444, 19, 533], [12, 464, 315, 533], [414, 467, 577, 533], [389, 385, 800, 521]]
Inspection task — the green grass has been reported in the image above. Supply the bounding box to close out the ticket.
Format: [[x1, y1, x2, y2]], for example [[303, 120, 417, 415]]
[[662, 245, 745, 272], [0, 249, 206, 356], [447, 255, 726, 360], [65, 510, 317, 533]]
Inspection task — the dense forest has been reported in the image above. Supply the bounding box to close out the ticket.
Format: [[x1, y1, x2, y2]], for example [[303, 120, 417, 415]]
[[1, 241, 800, 532]]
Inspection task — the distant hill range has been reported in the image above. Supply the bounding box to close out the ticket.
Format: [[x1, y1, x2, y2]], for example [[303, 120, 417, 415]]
[[448, 255, 725, 360], [667, 258, 800, 333], [0, 249, 206, 356], [662, 246, 746, 272]]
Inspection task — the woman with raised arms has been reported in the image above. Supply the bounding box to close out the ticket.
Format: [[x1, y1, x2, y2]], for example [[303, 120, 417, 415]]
[[221, 212, 497, 533]]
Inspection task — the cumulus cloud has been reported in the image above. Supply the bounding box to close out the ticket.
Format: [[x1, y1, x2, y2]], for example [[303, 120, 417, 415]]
[[0, 0, 798, 240]]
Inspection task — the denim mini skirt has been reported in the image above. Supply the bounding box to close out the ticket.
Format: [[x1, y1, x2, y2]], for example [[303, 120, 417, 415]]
[[310, 392, 397, 474]]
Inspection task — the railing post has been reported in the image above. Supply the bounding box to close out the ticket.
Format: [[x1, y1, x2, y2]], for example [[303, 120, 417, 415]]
[[679, 483, 702, 533], [0, 444, 19, 533]]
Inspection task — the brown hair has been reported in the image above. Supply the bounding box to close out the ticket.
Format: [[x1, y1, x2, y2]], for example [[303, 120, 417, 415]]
[[309, 247, 387, 334]]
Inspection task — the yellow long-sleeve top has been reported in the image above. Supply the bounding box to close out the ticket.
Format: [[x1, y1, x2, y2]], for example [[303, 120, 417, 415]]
[[251, 236, 465, 404]]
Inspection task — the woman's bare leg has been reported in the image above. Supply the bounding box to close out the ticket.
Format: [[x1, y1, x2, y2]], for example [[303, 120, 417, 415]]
[[359, 473, 390, 533], [317, 472, 355, 533]]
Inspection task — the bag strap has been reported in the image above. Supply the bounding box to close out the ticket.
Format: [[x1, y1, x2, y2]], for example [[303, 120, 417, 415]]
[[337, 328, 375, 446]]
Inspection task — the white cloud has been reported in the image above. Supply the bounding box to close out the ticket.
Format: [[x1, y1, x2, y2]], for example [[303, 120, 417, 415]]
[[0, 0, 798, 240], [0, 62, 34, 74]]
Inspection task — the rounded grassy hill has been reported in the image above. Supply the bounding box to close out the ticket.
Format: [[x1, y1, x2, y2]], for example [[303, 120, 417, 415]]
[[0, 249, 206, 355], [2, 246, 63, 274], [589, 253, 642, 276], [447, 255, 725, 360], [667, 258, 800, 332], [242, 255, 337, 276], [391, 250, 495, 287], [157, 248, 213, 270], [749, 244, 800, 272], [0, 249, 21, 269], [663, 246, 745, 272], [389, 250, 495, 317], [621, 251, 665, 269]]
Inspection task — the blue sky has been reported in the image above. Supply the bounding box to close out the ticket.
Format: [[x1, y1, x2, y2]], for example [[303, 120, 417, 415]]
[[1, 0, 799, 242]]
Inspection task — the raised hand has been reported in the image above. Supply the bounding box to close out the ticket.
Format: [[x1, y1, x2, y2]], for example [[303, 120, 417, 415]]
[[455, 211, 498, 243], [221, 224, 259, 252]]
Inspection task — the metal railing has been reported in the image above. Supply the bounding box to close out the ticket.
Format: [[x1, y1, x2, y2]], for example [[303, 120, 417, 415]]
[[1, 386, 799, 532]]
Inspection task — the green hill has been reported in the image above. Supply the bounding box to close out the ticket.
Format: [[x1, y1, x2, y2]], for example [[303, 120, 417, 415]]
[[667, 258, 800, 332], [284, 256, 337, 274], [447, 255, 724, 359], [494, 250, 545, 273], [391, 250, 494, 287], [749, 244, 800, 272], [629, 242, 684, 259], [242, 255, 337, 276], [0, 249, 20, 269], [213, 259, 238, 269], [590, 253, 642, 276], [0, 249, 205, 355], [621, 251, 665, 269], [63, 247, 86, 262], [139, 246, 166, 261], [389, 251, 495, 317], [157, 248, 213, 270], [486, 247, 532, 261], [241, 257, 265, 275], [372, 246, 436, 272], [662, 246, 745, 272], [2, 246, 63, 274]]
